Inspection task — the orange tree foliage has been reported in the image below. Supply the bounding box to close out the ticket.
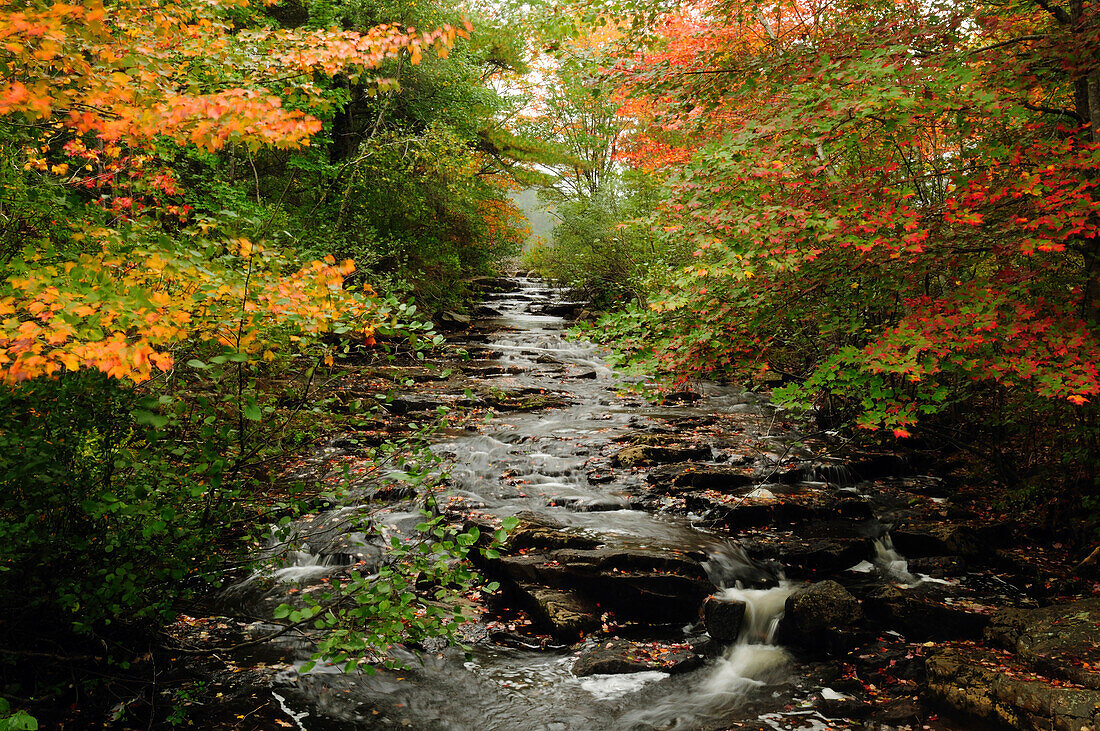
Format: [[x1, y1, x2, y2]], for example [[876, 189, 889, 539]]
[[600, 0, 1100, 478], [0, 0, 468, 383]]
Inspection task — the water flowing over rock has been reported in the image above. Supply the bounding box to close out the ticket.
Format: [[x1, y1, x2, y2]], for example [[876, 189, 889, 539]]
[[184, 275, 1088, 731]]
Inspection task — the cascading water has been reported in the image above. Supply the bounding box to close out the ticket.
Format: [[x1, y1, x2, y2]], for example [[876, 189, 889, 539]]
[[621, 583, 795, 729], [873, 533, 918, 584], [229, 276, 874, 730]]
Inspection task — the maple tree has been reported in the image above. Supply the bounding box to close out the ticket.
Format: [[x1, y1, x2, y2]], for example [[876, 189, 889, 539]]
[[0, 0, 529, 724], [565, 0, 1100, 485], [0, 0, 475, 382]]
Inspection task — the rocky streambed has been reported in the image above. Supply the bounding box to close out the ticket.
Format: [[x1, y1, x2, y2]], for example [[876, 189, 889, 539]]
[[174, 276, 1100, 731]]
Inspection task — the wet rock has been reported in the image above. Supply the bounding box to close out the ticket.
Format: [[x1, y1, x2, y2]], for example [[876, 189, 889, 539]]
[[872, 697, 923, 726], [891, 523, 1010, 561], [462, 364, 525, 377], [661, 390, 703, 405], [926, 645, 1100, 731], [613, 432, 676, 445], [540, 302, 585, 318], [817, 692, 873, 720], [475, 305, 503, 317], [907, 555, 969, 578], [497, 547, 714, 623], [571, 370, 599, 380], [502, 519, 603, 552], [480, 389, 570, 412], [658, 415, 716, 428], [864, 585, 989, 641], [779, 580, 863, 654], [572, 639, 703, 676], [516, 585, 600, 641], [647, 464, 755, 493], [470, 276, 520, 292], [774, 534, 872, 577], [984, 598, 1100, 689], [834, 498, 875, 520], [363, 366, 449, 383], [703, 595, 746, 643], [848, 452, 910, 480], [546, 496, 629, 512], [687, 490, 864, 536], [586, 469, 615, 484], [436, 310, 472, 330], [612, 444, 711, 468]]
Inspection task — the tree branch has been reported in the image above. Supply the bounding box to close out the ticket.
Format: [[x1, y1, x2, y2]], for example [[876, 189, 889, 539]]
[[1021, 100, 1084, 121], [968, 34, 1049, 55], [1031, 0, 1071, 24]]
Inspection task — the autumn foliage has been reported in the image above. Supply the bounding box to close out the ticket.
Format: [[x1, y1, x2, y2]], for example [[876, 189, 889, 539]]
[[586, 0, 1100, 482], [0, 0, 473, 384]]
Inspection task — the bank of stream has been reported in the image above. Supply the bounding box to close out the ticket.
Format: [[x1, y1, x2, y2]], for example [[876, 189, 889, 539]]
[[178, 276, 1100, 731]]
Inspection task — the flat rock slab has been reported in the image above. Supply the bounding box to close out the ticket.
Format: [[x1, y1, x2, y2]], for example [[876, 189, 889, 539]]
[[497, 547, 714, 622], [927, 645, 1100, 731], [612, 444, 711, 468], [516, 585, 600, 641], [478, 389, 571, 412], [648, 464, 755, 493], [500, 516, 603, 552], [865, 585, 991, 641], [572, 639, 703, 676], [685, 489, 864, 532], [985, 598, 1100, 689]]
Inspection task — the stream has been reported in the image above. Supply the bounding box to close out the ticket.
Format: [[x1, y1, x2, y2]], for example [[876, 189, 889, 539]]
[[215, 276, 1036, 730]]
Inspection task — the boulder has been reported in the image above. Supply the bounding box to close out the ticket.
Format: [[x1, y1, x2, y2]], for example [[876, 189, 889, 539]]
[[516, 585, 599, 641], [541, 302, 585, 318], [783, 580, 862, 635], [703, 595, 746, 643], [612, 444, 711, 468], [926, 645, 1100, 731], [436, 310, 472, 330], [572, 639, 703, 676]]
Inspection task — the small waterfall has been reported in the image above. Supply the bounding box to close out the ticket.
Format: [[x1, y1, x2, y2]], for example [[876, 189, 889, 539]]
[[622, 583, 794, 729], [873, 533, 918, 584], [714, 584, 792, 645], [702, 542, 778, 589]]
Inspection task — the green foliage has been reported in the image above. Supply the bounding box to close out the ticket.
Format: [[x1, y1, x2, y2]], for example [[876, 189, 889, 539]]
[[283, 511, 513, 673], [0, 698, 38, 731]]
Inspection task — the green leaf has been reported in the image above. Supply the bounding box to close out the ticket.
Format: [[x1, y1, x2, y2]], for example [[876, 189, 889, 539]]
[[242, 397, 262, 421]]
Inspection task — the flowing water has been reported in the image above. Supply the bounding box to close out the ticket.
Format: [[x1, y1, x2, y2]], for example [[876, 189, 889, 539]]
[[232, 277, 873, 730]]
